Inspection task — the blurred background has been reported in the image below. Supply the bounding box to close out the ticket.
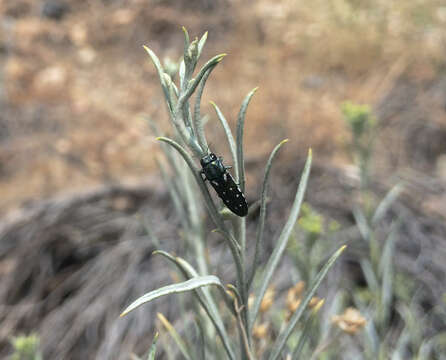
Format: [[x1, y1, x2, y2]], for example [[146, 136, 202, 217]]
[[1, 0, 446, 359]]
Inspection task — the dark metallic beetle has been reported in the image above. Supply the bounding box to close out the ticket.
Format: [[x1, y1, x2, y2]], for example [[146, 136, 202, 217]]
[[200, 153, 248, 217]]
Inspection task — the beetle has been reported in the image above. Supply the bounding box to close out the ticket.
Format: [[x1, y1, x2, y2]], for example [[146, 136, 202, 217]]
[[200, 153, 248, 217]]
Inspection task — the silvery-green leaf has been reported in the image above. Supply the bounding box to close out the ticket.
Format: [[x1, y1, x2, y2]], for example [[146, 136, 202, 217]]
[[121, 275, 224, 317], [372, 183, 403, 224], [197, 31, 208, 59], [250, 150, 312, 332], [157, 313, 193, 360], [147, 333, 159, 360], [236, 87, 258, 193], [249, 139, 289, 289], [143, 45, 171, 111], [210, 101, 238, 181], [153, 251, 235, 360]]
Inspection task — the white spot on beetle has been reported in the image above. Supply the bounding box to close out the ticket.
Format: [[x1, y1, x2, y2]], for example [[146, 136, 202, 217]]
[[212, 181, 219, 186], [236, 194, 240, 198], [223, 173, 227, 181]]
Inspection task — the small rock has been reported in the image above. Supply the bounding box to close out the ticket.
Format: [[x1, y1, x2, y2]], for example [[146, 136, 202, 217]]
[[32, 65, 67, 97], [78, 47, 96, 64], [301, 75, 325, 89], [41, 1, 69, 21], [111, 9, 135, 25], [70, 23, 88, 46]]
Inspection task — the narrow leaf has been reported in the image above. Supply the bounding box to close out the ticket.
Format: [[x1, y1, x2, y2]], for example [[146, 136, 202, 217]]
[[193, 67, 214, 152], [147, 333, 159, 360], [182, 26, 190, 53], [236, 87, 258, 193], [121, 275, 224, 317], [179, 60, 186, 90], [360, 258, 379, 293], [372, 183, 403, 224], [157, 313, 193, 360], [249, 139, 289, 289], [380, 221, 399, 326], [180, 54, 226, 108], [143, 45, 171, 111], [250, 149, 312, 332], [210, 101, 238, 180], [153, 251, 236, 360], [154, 250, 235, 315], [197, 31, 208, 59], [353, 206, 371, 242], [292, 300, 324, 359], [268, 246, 346, 360]]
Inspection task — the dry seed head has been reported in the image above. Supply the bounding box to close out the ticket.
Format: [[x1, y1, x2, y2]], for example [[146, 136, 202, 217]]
[[252, 322, 270, 339], [286, 281, 305, 312], [313, 299, 325, 313], [287, 298, 301, 314], [309, 296, 321, 309], [226, 289, 236, 300], [260, 287, 275, 313], [293, 281, 305, 297], [248, 293, 254, 309], [332, 307, 367, 335]]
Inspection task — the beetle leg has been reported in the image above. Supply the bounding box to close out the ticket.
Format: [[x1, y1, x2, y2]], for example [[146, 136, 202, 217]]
[[200, 170, 207, 181]]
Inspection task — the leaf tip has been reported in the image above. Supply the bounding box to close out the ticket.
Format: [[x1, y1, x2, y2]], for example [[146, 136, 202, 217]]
[[308, 148, 312, 157], [281, 138, 289, 145]]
